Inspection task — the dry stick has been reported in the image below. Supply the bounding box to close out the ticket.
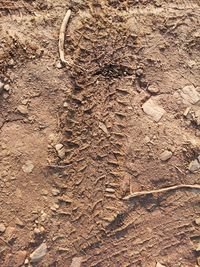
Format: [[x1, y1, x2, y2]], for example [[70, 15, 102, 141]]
[[123, 184, 200, 200], [0, 237, 11, 248], [59, 9, 71, 64]]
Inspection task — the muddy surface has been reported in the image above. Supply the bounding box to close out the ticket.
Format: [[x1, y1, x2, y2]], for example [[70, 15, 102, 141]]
[[0, 1, 200, 266]]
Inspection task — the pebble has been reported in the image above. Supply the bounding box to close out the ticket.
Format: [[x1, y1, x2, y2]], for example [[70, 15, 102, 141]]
[[70, 257, 83, 267], [99, 122, 109, 135], [4, 84, 10, 92], [160, 150, 173, 161], [180, 85, 200, 105], [135, 68, 144, 77], [195, 218, 200, 225], [56, 61, 63, 69], [0, 223, 6, 233], [105, 188, 115, 193], [52, 188, 60, 196], [147, 84, 160, 94], [50, 203, 59, 211], [22, 161, 34, 173], [41, 189, 48, 196], [63, 102, 68, 108], [30, 243, 47, 263], [17, 105, 28, 115], [55, 143, 65, 159], [15, 218, 25, 227], [188, 159, 200, 173], [24, 258, 29, 265], [40, 211, 48, 222], [196, 243, 200, 252], [142, 98, 166, 122], [34, 226, 45, 235], [144, 136, 151, 143], [156, 263, 166, 267]]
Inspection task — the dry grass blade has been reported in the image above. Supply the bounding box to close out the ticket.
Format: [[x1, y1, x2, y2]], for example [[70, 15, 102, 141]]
[[123, 184, 200, 200], [59, 9, 71, 64]]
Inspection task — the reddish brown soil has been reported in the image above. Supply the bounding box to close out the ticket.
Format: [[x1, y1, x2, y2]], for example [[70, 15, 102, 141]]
[[0, 1, 200, 267]]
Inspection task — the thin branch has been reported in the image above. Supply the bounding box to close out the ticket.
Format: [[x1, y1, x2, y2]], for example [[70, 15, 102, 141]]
[[59, 9, 71, 64], [0, 237, 11, 248], [123, 184, 200, 200]]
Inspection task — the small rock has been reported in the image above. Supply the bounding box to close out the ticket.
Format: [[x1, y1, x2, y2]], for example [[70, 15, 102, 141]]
[[50, 203, 59, 211], [34, 226, 45, 235], [63, 102, 68, 108], [4, 84, 10, 92], [17, 105, 28, 115], [0, 223, 6, 233], [15, 251, 27, 267], [99, 122, 109, 135], [55, 143, 65, 159], [70, 257, 83, 267], [55, 143, 63, 151], [15, 218, 25, 227], [22, 161, 34, 173], [8, 58, 15, 66], [135, 68, 144, 77], [156, 263, 166, 267], [196, 243, 200, 252], [160, 150, 173, 161], [21, 99, 29, 105], [188, 159, 200, 173], [142, 98, 166, 122], [30, 243, 47, 263], [52, 188, 60, 196], [41, 189, 48, 196], [147, 84, 160, 94], [3, 92, 9, 99], [24, 258, 29, 265], [56, 61, 63, 69], [40, 212, 48, 222], [180, 85, 200, 105], [144, 136, 151, 144], [58, 196, 72, 204], [195, 218, 200, 225]]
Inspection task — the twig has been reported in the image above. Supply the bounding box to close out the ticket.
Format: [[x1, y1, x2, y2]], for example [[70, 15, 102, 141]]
[[59, 9, 71, 64], [0, 237, 11, 248], [123, 184, 200, 200], [47, 165, 69, 169]]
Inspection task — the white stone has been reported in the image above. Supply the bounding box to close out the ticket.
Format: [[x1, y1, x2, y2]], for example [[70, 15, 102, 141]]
[[156, 263, 166, 267], [180, 85, 200, 105], [160, 150, 172, 161], [30, 243, 47, 263], [147, 84, 160, 94], [142, 98, 166, 122], [188, 159, 200, 173], [0, 223, 6, 233], [17, 105, 28, 115], [22, 161, 34, 173]]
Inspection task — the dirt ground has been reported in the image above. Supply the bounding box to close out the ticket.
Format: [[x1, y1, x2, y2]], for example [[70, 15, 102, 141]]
[[0, 0, 200, 266]]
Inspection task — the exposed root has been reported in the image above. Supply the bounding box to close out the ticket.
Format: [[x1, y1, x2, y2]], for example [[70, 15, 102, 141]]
[[123, 184, 200, 200], [59, 9, 71, 65]]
